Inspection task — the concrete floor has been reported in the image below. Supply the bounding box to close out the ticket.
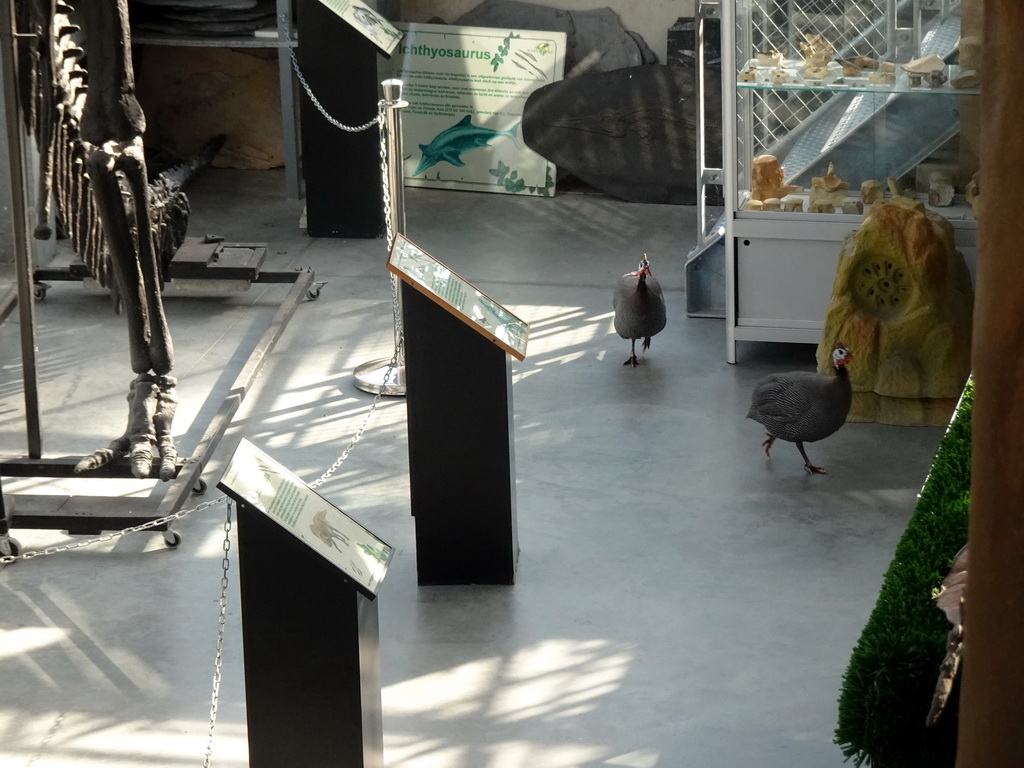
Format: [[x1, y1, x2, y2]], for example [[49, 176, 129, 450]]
[[0, 169, 945, 768]]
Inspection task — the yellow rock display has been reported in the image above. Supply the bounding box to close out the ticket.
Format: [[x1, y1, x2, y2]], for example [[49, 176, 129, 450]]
[[815, 198, 974, 425]]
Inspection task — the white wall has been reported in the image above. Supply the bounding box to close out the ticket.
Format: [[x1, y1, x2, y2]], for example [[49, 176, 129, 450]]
[[399, 0, 698, 65]]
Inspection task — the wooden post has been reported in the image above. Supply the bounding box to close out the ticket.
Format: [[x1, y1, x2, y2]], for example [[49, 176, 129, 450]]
[[956, 3, 1024, 766], [956, 0, 983, 190]]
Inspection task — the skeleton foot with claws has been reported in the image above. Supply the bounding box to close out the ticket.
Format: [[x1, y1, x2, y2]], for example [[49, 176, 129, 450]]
[[75, 374, 179, 480]]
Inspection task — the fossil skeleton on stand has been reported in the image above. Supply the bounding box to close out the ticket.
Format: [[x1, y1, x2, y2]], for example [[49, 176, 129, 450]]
[[16, 0, 219, 480]]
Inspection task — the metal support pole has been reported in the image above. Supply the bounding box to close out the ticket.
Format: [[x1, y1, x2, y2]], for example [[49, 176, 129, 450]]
[[1, 0, 42, 456], [0, 475, 20, 559], [722, 0, 739, 364], [276, 0, 301, 199], [354, 78, 408, 396]]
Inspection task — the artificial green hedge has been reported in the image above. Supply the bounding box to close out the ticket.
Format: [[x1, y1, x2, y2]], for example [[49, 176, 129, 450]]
[[835, 379, 973, 767]]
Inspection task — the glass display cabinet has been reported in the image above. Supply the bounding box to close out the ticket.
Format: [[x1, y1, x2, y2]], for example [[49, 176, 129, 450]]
[[718, 0, 978, 362]]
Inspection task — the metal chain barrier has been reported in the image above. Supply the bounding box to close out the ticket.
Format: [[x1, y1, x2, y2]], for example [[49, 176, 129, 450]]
[[203, 498, 233, 768], [311, 340, 401, 490], [291, 47, 403, 353], [2, 55, 403, 568], [1, 54, 405, 767], [289, 49, 381, 134], [0, 496, 224, 566]]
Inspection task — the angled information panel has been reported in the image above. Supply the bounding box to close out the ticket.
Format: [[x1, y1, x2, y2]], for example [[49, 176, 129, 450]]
[[317, 0, 403, 55], [218, 438, 393, 598], [387, 234, 529, 360]]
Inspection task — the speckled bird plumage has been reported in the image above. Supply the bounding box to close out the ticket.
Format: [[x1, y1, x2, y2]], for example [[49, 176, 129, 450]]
[[613, 255, 667, 366], [747, 345, 853, 473]]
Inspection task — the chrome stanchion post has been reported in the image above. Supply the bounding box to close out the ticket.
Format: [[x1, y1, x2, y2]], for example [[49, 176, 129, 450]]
[[381, 78, 407, 243], [354, 78, 408, 396]]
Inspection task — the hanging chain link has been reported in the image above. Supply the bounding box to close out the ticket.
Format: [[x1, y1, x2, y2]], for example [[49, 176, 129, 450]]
[[0, 495, 224, 565], [203, 498, 233, 768], [378, 99, 404, 343], [310, 340, 401, 489], [379, 108, 395, 250], [1, 52, 407, 768], [291, 45, 403, 347], [289, 49, 382, 134], [1, 55, 402, 569], [290, 44, 404, 367]]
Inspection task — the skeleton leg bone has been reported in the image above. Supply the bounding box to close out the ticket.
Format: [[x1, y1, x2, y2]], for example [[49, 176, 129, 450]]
[[84, 140, 174, 376], [29, 1, 218, 482], [73, 141, 177, 479], [71, 1, 177, 480]]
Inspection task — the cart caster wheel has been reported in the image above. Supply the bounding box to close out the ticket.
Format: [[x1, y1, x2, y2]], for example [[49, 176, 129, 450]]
[[192, 478, 208, 495], [164, 531, 182, 549], [1, 537, 23, 559], [307, 280, 327, 301], [33, 283, 50, 300]]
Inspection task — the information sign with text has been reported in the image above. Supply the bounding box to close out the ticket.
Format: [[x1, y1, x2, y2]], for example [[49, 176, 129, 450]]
[[383, 22, 565, 196], [388, 235, 529, 360], [219, 439, 394, 598]]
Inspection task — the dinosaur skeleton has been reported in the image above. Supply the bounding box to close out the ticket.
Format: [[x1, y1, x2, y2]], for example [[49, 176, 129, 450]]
[[16, 0, 215, 480]]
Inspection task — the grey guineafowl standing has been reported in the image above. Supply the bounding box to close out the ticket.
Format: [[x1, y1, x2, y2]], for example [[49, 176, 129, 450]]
[[613, 254, 667, 367], [746, 345, 853, 474]]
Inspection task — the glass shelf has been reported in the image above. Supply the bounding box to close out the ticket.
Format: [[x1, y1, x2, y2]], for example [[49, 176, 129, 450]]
[[735, 197, 977, 223], [717, 0, 978, 363], [736, 61, 978, 95], [132, 33, 297, 48]]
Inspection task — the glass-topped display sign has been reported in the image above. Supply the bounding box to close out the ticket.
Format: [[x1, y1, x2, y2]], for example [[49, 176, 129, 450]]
[[388, 234, 529, 361], [317, 0, 403, 56], [218, 438, 394, 599]]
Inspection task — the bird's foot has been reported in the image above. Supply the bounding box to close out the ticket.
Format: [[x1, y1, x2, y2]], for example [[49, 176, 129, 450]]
[[761, 435, 775, 458], [804, 464, 827, 475], [623, 355, 639, 367]]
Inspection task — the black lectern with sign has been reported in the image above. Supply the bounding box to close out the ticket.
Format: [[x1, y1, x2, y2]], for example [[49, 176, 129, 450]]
[[298, 0, 402, 236], [387, 235, 529, 585], [218, 439, 394, 768]]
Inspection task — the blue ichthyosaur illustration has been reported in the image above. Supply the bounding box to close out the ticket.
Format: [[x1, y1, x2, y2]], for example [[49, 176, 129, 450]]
[[413, 115, 521, 176]]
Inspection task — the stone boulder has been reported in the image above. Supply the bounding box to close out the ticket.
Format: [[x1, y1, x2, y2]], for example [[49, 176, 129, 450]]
[[454, 0, 656, 76], [815, 197, 974, 425], [523, 64, 697, 204]]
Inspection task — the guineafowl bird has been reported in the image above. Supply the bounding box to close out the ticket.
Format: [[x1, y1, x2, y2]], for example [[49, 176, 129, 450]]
[[613, 254, 667, 367], [747, 344, 853, 474]]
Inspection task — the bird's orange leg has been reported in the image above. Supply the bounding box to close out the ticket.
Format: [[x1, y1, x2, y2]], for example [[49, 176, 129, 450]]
[[796, 441, 826, 474], [761, 434, 775, 457]]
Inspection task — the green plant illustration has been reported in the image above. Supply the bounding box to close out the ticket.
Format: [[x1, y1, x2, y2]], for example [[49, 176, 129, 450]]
[[529, 169, 556, 197], [491, 31, 521, 72], [490, 161, 555, 196], [489, 160, 523, 192], [357, 541, 389, 563]]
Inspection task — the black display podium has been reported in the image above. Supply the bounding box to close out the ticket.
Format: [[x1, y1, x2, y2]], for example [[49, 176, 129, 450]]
[[297, 0, 385, 238], [388, 236, 529, 586], [219, 440, 394, 768]]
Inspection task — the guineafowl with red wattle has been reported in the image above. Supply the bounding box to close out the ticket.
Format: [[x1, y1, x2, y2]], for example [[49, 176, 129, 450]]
[[613, 254, 667, 367], [746, 344, 853, 474]]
